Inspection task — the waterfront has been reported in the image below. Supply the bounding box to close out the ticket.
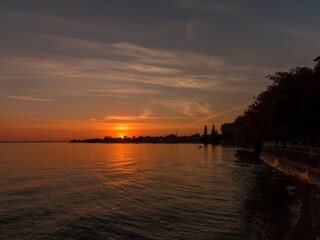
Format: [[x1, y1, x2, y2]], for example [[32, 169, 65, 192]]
[[0, 143, 319, 239]]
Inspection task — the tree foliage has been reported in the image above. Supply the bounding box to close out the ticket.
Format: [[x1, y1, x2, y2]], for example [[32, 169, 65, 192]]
[[238, 57, 320, 146], [221, 122, 235, 143]]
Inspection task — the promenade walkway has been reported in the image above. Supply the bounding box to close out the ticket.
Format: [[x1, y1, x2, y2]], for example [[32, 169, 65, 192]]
[[263, 145, 320, 165]]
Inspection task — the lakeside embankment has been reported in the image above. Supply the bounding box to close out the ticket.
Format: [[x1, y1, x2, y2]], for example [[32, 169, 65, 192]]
[[260, 145, 320, 186]]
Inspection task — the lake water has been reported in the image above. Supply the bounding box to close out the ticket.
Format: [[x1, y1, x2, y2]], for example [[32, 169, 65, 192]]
[[0, 143, 319, 240]]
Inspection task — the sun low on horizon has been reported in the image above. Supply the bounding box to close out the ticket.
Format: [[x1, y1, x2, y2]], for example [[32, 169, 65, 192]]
[[113, 125, 131, 138]]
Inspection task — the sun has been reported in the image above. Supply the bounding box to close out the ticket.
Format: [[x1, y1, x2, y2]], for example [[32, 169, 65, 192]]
[[117, 133, 126, 138], [111, 125, 133, 138]]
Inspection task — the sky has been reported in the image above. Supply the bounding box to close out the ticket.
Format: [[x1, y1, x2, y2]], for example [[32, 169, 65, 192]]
[[0, 0, 319, 141]]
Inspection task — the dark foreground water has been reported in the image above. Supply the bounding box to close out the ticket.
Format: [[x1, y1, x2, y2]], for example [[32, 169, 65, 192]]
[[0, 143, 319, 240]]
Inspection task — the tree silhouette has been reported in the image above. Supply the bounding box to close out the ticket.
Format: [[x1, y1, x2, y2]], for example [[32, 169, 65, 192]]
[[211, 124, 215, 135], [235, 57, 320, 147], [221, 123, 235, 143], [210, 124, 217, 143], [203, 125, 208, 143]]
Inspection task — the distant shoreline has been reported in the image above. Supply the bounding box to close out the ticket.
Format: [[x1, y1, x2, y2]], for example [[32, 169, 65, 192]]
[[70, 135, 216, 144]]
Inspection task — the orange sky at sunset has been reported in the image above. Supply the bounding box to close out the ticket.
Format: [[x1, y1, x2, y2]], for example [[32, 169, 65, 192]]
[[1, 1, 318, 141]]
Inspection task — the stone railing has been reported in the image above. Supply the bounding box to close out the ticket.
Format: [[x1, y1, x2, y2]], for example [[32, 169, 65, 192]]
[[263, 144, 320, 161]]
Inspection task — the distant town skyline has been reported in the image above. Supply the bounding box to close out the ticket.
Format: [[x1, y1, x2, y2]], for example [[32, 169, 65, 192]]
[[1, 0, 319, 141]]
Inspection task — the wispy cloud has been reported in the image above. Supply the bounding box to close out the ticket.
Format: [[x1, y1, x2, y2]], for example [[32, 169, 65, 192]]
[[271, 24, 320, 47], [87, 88, 160, 96], [155, 0, 237, 14], [153, 99, 212, 117], [4, 11, 157, 41], [202, 105, 246, 123], [104, 109, 153, 121], [0, 35, 275, 95], [2, 95, 56, 102]]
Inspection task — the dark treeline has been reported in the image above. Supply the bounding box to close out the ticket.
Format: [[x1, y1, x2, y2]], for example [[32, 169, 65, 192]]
[[71, 134, 203, 144], [70, 123, 236, 144], [71, 124, 223, 144], [222, 57, 320, 148]]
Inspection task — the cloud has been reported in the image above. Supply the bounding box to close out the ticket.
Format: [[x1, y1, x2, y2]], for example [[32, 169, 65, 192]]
[[1, 35, 274, 97], [2, 95, 56, 102], [154, 0, 237, 14], [186, 18, 199, 42], [3, 11, 157, 41], [87, 88, 160, 96], [271, 24, 320, 47], [104, 109, 153, 122], [202, 105, 246, 122], [152, 99, 212, 119]]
